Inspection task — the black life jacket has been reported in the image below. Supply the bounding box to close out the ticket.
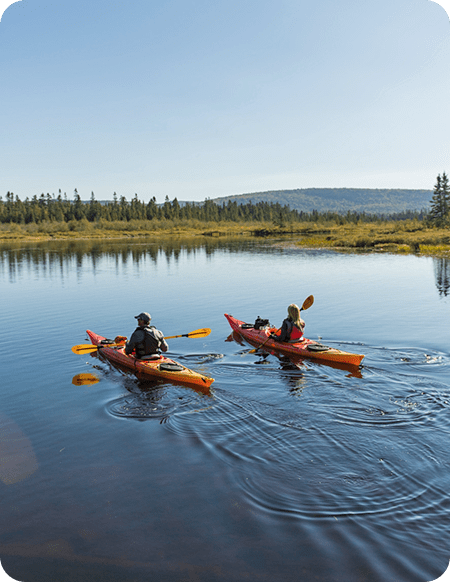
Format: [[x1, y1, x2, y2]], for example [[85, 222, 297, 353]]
[[134, 326, 162, 358]]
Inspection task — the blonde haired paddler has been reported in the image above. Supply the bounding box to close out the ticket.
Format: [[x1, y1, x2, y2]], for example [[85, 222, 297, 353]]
[[272, 303, 306, 343], [247, 295, 313, 354]]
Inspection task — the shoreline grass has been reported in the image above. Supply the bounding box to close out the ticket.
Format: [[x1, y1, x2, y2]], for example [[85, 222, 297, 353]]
[[0, 219, 449, 257]]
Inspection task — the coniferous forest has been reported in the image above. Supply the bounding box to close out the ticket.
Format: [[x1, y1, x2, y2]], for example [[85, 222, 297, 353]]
[[0, 178, 448, 256], [0, 189, 429, 226]]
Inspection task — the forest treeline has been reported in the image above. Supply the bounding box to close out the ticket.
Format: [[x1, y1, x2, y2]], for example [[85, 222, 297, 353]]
[[0, 189, 428, 227]]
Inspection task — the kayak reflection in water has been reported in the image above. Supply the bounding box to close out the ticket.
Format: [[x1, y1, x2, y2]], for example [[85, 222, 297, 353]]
[[122, 312, 169, 358], [271, 304, 305, 342]]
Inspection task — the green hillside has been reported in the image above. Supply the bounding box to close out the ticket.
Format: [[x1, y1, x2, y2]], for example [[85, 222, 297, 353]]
[[209, 188, 432, 215]]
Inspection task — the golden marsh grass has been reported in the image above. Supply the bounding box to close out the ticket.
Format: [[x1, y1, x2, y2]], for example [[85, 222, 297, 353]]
[[0, 219, 448, 257]]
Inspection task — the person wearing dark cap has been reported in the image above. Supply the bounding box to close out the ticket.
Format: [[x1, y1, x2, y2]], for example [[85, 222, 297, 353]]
[[124, 312, 168, 358]]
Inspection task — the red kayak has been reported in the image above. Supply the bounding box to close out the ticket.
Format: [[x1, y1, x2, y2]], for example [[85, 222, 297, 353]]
[[224, 314, 364, 367], [86, 330, 214, 390]]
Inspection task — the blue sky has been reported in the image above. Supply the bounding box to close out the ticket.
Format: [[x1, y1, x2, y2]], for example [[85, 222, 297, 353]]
[[0, 0, 449, 203]]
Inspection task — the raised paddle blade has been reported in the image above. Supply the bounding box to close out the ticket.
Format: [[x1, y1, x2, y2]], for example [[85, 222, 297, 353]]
[[301, 295, 314, 311], [165, 328, 211, 339], [72, 373, 99, 386]]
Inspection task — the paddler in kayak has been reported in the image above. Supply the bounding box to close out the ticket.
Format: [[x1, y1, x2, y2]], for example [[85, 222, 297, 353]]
[[271, 304, 305, 342], [124, 312, 169, 358]]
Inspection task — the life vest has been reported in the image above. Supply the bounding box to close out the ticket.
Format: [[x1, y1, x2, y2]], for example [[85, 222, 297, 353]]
[[274, 318, 304, 342], [289, 323, 304, 341], [134, 326, 162, 357]]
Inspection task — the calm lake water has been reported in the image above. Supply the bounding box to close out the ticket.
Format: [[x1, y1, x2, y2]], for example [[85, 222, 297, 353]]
[[0, 237, 449, 582]]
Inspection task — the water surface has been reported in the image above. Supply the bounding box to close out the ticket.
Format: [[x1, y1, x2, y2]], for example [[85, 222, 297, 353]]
[[0, 238, 449, 582]]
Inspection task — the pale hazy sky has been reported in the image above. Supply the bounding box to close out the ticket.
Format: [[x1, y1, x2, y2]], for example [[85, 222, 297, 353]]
[[1, 0, 449, 202]]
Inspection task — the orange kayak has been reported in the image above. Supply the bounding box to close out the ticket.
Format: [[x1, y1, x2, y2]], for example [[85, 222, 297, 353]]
[[224, 314, 364, 367], [86, 330, 214, 390]]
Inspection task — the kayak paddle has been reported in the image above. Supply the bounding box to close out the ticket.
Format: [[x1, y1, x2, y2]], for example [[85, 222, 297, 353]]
[[71, 327, 212, 355], [300, 294, 314, 312], [249, 295, 314, 353], [72, 343, 123, 354], [166, 328, 211, 339]]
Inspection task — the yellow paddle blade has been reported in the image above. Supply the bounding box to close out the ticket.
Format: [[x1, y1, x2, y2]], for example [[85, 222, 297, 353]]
[[72, 373, 99, 386], [72, 344, 100, 354], [185, 327, 211, 338], [72, 342, 123, 354], [165, 328, 211, 339]]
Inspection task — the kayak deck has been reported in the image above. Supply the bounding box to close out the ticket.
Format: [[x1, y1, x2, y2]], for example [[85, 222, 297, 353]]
[[224, 314, 364, 367], [86, 330, 214, 390]]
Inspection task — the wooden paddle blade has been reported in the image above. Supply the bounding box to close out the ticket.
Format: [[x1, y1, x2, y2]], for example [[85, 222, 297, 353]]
[[72, 373, 99, 386], [71, 344, 99, 354], [301, 295, 314, 311]]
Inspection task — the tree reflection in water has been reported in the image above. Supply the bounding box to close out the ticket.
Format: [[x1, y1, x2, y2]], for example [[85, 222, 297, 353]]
[[2, 239, 450, 300], [434, 257, 450, 296]]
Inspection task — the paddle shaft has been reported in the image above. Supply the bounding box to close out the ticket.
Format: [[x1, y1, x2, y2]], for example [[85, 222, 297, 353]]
[[72, 327, 211, 354], [165, 329, 210, 339]]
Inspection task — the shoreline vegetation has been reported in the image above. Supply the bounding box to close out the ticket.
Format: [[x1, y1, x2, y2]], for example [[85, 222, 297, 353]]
[[1, 182, 449, 256], [0, 219, 449, 257]]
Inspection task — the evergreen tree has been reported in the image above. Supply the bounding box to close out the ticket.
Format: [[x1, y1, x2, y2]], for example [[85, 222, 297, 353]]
[[87, 192, 102, 222], [110, 192, 120, 221], [441, 172, 450, 218], [119, 195, 129, 220], [13, 194, 26, 223], [146, 196, 158, 220], [130, 193, 145, 220], [171, 197, 181, 220], [181, 201, 192, 220], [429, 173, 449, 224], [52, 193, 65, 222], [163, 195, 172, 220], [73, 189, 85, 221]]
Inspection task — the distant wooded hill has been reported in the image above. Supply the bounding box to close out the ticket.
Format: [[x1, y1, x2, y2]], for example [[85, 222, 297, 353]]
[[207, 188, 432, 215]]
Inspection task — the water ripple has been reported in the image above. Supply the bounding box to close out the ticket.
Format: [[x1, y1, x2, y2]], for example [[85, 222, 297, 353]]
[[160, 343, 450, 560], [106, 380, 212, 421]]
